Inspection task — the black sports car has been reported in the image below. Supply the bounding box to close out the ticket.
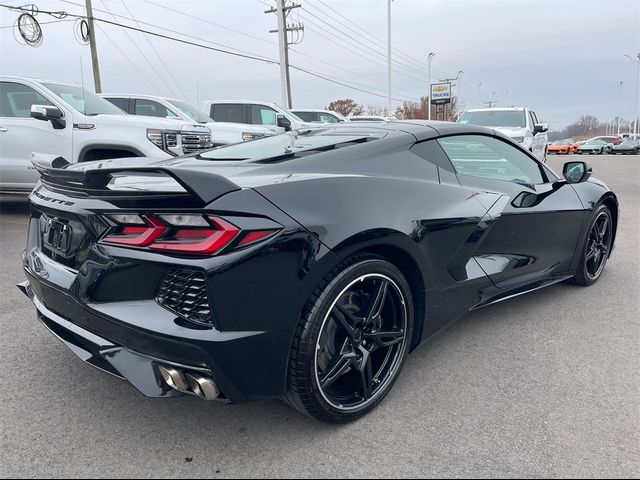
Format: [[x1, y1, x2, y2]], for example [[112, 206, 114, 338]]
[[612, 139, 640, 154], [20, 122, 618, 423]]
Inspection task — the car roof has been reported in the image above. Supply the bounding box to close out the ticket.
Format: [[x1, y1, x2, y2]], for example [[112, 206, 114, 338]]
[[318, 119, 494, 141], [100, 93, 186, 103], [292, 109, 336, 113], [0, 76, 83, 87], [205, 100, 279, 106], [465, 107, 526, 112]]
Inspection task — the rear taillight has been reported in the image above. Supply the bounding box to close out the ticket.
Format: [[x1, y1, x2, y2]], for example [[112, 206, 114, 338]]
[[102, 215, 165, 247], [101, 213, 278, 255], [149, 217, 239, 254]]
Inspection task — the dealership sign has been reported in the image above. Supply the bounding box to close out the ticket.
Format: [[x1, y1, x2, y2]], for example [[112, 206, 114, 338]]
[[430, 82, 451, 104]]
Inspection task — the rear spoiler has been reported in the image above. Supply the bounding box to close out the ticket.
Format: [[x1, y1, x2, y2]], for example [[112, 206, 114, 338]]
[[30, 154, 240, 205]]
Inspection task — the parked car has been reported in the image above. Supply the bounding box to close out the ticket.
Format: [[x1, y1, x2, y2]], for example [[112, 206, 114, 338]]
[[0, 77, 212, 195], [20, 121, 618, 423], [458, 107, 549, 161], [547, 138, 579, 155], [204, 100, 313, 132], [591, 136, 622, 145], [612, 138, 640, 154], [101, 94, 277, 145], [577, 139, 613, 155], [291, 109, 348, 124]]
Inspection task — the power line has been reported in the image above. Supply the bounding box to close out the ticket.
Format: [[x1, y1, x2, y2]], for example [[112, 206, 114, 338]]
[[0, 2, 427, 104], [306, 0, 427, 71], [152, 0, 421, 98], [299, 15, 427, 85], [59, 0, 277, 62], [290, 65, 410, 102], [141, 0, 276, 47], [95, 23, 162, 95], [97, 0, 177, 96], [119, 0, 188, 100], [303, 0, 490, 104]]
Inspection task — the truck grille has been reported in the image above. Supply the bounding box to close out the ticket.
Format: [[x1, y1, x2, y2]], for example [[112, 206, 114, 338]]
[[181, 134, 213, 154], [156, 269, 213, 326]]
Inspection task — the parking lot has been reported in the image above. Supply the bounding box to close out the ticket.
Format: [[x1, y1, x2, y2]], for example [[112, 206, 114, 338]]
[[0, 154, 638, 478]]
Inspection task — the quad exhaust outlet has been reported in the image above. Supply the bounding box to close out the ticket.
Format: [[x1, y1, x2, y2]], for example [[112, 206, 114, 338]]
[[158, 365, 220, 400]]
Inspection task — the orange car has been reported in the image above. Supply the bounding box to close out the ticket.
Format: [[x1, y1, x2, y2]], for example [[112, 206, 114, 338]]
[[547, 138, 579, 154]]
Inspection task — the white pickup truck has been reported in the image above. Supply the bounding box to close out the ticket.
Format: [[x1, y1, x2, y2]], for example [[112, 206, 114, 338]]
[[0, 77, 214, 194], [458, 107, 549, 161], [204, 100, 314, 133], [101, 94, 277, 145]]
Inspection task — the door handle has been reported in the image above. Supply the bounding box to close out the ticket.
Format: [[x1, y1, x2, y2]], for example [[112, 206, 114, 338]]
[[0, 127, 8, 132]]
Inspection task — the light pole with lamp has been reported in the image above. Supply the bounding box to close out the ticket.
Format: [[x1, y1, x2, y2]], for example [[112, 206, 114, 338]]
[[427, 52, 435, 120], [624, 53, 640, 137]]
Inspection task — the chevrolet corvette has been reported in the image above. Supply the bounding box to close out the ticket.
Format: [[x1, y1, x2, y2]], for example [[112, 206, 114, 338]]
[[20, 122, 618, 422]]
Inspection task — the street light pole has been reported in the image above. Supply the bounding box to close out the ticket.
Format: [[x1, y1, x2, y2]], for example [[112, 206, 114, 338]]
[[617, 81, 623, 136], [387, 0, 392, 116], [427, 52, 435, 120], [625, 53, 640, 137]]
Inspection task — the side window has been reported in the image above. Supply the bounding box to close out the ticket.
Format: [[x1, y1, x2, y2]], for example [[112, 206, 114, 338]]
[[211, 103, 244, 123], [104, 97, 129, 113], [0, 81, 53, 118], [293, 111, 314, 122], [437, 135, 545, 184], [319, 113, 339, 124], [250, 104, 277, 125], [530, 111, 538, 128], [134, 99, 178, 118]]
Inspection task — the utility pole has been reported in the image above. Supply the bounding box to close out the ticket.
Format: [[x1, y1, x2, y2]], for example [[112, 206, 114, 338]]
[[427, 52, 435, 120], [624, 53, 640, 137], [387, 0, 392, 115], [85, 0, 102, 93], [439, 70, 463, 121], [266, 0, 303, 108]]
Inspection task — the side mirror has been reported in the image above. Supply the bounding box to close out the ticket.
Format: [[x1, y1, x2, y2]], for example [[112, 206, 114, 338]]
[[31, 105, 66, 129], [563, 161, 592, 184], [276, 113, 292, 131], [534, 123, 548, 134]]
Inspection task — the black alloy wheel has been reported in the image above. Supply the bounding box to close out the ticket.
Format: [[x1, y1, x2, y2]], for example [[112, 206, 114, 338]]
[[286, 256, 413, 422], [573, 205, 613, 286]]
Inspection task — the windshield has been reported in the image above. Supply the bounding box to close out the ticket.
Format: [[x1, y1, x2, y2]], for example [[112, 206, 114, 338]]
[[167, 99, 213, 123], [43, 83, 124, 115], [585, 139, 606, 145], [553, 139, 573, 145], [458, 110, 526, 128], [199, 131, 373, 161]]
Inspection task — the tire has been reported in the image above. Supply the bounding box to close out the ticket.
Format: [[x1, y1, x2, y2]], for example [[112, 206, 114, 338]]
[[572, 205, 613, 286], [285, 255, 414, 423]]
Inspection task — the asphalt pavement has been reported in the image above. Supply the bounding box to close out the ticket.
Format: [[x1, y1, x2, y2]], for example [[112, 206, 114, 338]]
[[0, 154, 638, 478]]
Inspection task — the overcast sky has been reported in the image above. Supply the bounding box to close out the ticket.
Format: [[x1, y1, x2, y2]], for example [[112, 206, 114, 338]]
[[1, 0, 639, 128]]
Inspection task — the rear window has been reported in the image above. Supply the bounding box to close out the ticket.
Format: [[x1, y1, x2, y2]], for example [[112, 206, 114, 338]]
[[211, 104, 244, 123], [293, 111, 315, 122], [199, 131, 378, 161], [459, 110, 526, 128]]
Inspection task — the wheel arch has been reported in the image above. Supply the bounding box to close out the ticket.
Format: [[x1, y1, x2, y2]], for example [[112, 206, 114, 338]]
[[329, 230, 428, 350], [600, 192, 619, 256], [78, 144, 145, 162]]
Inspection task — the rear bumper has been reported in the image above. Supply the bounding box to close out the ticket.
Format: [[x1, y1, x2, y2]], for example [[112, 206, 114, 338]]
[[20, 265, 283, 404], [19, 280, 209, 399]]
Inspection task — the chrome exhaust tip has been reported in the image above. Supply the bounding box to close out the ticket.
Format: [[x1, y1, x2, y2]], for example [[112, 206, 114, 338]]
[[158, 365, 189, 392], [185, 372, 220, 400]]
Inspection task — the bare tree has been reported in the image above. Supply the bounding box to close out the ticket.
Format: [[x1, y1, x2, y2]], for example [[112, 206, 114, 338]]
[[326, 99, 364, 117], [364, 105, 390, 116], [577, 115, 600, 135]]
